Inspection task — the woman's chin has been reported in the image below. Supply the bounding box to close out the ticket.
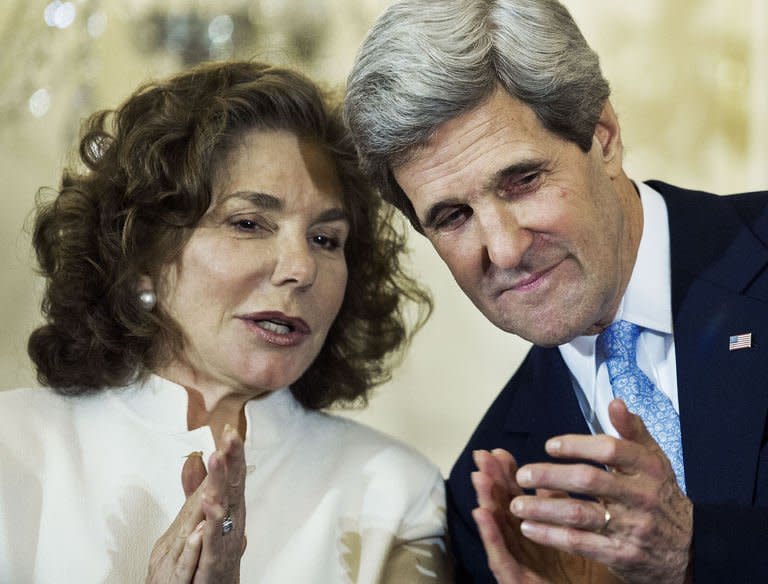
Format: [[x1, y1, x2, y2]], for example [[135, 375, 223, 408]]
[[233, 371, 301, 395]]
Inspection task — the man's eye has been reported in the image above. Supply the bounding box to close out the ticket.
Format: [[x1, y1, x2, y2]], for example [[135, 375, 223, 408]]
[[504, 172, 541, 195], [436, 206, 472, 230]]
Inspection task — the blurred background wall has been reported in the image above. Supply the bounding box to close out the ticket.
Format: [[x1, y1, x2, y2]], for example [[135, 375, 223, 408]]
[[1, 0, 766, 475]]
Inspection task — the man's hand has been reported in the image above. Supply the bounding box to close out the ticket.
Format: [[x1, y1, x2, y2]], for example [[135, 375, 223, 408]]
[[511, 399, 692, 584], [472, 450, 622, 583], [472, 449, 550, 583]]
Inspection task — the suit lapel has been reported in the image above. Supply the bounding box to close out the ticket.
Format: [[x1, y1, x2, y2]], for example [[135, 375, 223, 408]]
[[657, 181, 768, 504], [502, 347, 592, 467]]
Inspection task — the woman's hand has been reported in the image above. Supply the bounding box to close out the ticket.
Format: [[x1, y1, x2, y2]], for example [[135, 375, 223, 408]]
[[193, 424, 247, 583], [145, 452, 208, 583], [146, 425, 247, 583]]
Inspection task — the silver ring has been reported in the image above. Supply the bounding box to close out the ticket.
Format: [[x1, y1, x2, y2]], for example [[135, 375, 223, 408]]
[[221, 513, 234, 535]]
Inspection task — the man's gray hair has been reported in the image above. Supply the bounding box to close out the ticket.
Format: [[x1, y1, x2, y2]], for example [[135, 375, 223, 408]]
[[344, 0, 610, 230]]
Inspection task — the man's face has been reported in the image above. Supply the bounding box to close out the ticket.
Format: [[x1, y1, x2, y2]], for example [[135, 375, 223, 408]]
[[393, 89, 639, 346]]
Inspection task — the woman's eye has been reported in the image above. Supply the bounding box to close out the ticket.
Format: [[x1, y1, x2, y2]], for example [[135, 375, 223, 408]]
[[311, 234, 342, 250], [436, 206, 472, 231], [230, 217, 265, 233]]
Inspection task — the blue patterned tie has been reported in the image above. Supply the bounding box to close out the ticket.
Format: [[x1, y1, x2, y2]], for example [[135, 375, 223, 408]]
[[596, 320, 686, 493]]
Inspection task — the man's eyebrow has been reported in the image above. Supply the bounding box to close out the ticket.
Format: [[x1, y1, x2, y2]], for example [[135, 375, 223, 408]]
[[482, 159, 548, 192], [421, 159, 548, 230]]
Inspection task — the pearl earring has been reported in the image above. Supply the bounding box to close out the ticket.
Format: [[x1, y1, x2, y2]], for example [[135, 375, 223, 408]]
[[138, 290, 157, 310]]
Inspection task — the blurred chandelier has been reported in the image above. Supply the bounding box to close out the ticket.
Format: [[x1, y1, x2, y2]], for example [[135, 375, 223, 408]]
[[1, 0, 328, 129]]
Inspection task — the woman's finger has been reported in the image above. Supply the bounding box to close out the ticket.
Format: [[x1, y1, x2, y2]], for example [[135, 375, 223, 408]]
[[172, 521, 204, 582], [200, 492, 228, 554], [182, 452, 207, 499], [205, 450, 227, 506], [221, 425, 245, 501], [164, 469, 207, 561], [190, 427, 247, 582]]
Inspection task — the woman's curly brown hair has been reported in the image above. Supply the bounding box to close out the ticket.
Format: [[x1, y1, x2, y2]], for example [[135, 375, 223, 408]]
[[28, 60, 431, 409]]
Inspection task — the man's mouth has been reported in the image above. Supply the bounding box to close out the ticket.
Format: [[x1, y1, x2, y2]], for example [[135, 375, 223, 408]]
[[491, 261, 563, 297]]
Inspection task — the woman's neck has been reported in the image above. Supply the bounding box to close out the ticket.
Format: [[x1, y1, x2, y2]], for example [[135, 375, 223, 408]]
[[185, 385, 248, 448], [153, 362, 257, 447]]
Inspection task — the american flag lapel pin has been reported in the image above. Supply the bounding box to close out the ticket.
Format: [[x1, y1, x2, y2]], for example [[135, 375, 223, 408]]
[[729, 332, 752, 351]]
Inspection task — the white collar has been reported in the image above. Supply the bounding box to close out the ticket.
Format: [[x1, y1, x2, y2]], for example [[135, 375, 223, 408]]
[[107, 374, 302, 451], [614, 180, 672, 334]]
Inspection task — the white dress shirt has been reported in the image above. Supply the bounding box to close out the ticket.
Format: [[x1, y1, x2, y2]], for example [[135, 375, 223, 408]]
[[558, 182, 679, 437]]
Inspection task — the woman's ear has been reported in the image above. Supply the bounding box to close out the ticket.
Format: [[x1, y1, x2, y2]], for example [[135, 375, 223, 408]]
[[593, 100, 624, 177], [136, 274, 154, 293]]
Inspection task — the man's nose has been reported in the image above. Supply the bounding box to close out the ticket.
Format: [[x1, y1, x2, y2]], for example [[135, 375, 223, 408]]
[[479, 204, 532, 271]]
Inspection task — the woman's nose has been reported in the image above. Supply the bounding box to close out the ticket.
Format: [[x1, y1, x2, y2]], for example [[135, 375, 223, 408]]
[[271, 238, 317, 288]]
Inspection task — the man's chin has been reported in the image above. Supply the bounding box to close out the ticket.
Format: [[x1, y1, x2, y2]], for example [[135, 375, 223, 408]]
[[489, 317, 587, 348]]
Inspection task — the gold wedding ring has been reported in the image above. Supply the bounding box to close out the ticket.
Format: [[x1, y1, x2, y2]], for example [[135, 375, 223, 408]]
[[599, 506, 612, 534]]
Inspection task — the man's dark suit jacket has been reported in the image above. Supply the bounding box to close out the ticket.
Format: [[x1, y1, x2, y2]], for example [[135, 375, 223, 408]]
[[447, 181, 768, 583]]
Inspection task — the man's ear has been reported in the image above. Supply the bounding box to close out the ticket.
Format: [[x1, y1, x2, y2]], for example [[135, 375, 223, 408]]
[[593, 100, 624, 178]]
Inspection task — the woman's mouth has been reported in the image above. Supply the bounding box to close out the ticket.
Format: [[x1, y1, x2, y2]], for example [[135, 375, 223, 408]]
[[237, 312, 311, 346], [255, 320, 292, 334]]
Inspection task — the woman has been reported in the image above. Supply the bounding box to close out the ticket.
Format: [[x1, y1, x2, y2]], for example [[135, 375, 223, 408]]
[[0, 61, 449, 582]]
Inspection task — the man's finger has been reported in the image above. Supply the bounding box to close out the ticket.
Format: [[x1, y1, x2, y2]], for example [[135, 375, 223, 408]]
[[512, 494, 611, 532], [517, 461, 622, 501], [472, 507, 526, 584], [472, 471, 499, 512], [472, 465, 527, 561], [490, 449, 522, 496], [543, 430, 647, 475], [474, 450, 511, 493], [608, 398, 657, 448], [535, 488, 569, 499]]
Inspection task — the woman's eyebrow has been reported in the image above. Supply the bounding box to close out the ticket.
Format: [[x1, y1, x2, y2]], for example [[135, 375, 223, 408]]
[[315, 208, 349, 224], [216, 191, 348, 224], [219, 190, 283, 210]]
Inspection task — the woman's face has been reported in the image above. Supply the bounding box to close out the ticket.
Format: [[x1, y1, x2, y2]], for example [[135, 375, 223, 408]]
[[156, 130, 349, 398]]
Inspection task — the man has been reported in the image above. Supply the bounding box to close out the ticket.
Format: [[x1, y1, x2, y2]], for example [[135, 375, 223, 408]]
[[344, 0, 768, 582]]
